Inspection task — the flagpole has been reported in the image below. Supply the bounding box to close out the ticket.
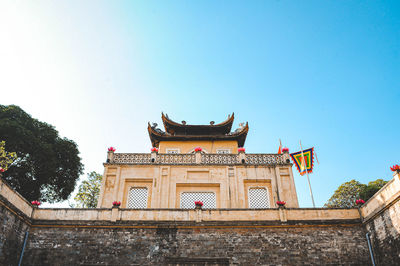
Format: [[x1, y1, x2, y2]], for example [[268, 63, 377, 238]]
[[300, 140, 316, 208]]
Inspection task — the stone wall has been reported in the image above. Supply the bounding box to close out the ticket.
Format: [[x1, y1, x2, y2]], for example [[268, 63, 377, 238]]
[[24, 221, 369, 265], [3, 174, 400, 265], [362, 173, 400, 265], [0, 194, 31, 266]]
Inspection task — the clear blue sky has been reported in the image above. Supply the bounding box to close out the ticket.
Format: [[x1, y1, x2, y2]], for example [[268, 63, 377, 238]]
[[1, 1, 399, 207]]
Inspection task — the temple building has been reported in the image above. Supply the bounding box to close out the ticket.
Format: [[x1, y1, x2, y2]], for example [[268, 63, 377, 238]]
[[97, 113, 299, 209], [2, 113, 397, 265]]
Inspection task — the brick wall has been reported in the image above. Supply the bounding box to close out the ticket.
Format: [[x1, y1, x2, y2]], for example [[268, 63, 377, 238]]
[[24, 221, 369, 265], [364, 199, 400, 265], [0, 195, 30, 266], [3, 175, 400, 265], [362, 173, 400, 265]]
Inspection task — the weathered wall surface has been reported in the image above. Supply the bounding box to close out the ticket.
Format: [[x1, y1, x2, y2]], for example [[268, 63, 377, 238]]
[[0, 195, 31, 266], [362, 173, 400, 265], [24, 221, 369, 265], [2, 174, 400, 265]]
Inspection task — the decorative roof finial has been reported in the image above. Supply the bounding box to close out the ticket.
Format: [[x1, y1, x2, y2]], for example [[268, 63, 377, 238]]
[[210, 121, 215, 125], [181, 120, 186, 125]]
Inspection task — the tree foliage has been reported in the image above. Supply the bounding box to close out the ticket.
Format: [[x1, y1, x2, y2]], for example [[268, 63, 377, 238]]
[[359, 179, 388, 201], [325, 178, 388, 208], [0, 105, 84, 202], [73, 171, 102, 208], [0, 141, 17, 172]]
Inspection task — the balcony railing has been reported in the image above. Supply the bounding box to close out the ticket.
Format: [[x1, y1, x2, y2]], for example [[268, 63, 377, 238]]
[[110, 153, 288, 165]]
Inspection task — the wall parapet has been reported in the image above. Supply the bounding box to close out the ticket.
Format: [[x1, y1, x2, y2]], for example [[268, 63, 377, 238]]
[[0, 178, 33, 218], [108, 152, 290, 165], [361, 172, 400, 222], [30, 207, 360, 224]]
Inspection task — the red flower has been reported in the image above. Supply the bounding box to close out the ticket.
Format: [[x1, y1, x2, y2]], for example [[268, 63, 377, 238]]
[[0, 168, 4, 173], [151, 147, 158, 152], [112, 201, 121, 207], [390, 165, 400, 171], [282, 147, 289, 153], [238, 148, 246, 152], [31, 200, 41, 206], [194, 201, 203, 207], [356, 199, 365, 205], [276, 201, 286, 206], [108, 147, 116, 152], [194, 147, 202, 152]]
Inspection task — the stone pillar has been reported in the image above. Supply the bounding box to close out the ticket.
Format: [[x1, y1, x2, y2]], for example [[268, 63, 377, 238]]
[[151, 151, 157, 162], [195, 151, 201, 164], [238, 150, 246, 164], [111, 206, 119, 222], [278, 207, 287, 222], [195, 208, 202, 223], [107, 151, 114, 163], [283, 151, 290, 163]]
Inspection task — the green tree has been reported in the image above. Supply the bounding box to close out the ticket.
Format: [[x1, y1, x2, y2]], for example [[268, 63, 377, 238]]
[[324, 180, 366, 208], [325, 179, 388, 208], [0, 141, 17, 172], [0, 105, 84, 202], [359, 179, 388, 201], [73, 171, 102, 208]]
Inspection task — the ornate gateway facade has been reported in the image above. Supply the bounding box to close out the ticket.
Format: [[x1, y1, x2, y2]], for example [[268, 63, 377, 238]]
[[97, 113, 299, 209]]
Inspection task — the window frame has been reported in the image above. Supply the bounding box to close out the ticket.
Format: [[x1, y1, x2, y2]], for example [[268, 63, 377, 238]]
[[179, 191, 217, 209], [248, 186, 270, 209], [166, 148, 180, 154], [216, 149, 231, 154], [127, 187, 149, 209]]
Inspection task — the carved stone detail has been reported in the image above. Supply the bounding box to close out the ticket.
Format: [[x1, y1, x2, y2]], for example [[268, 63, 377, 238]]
[[111, 153, 286, 165]]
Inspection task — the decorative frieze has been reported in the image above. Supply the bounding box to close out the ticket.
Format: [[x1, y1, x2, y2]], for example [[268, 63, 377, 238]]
[[111, 153, 287, 165]]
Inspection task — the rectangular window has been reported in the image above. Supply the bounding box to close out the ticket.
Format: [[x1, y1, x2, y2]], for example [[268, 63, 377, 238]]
[[216, 149, 231, 154], [248, 187, 270, 208], [166, 148, 180, 154], [180, 192, 216, 209], [127, 187, 148, 209]]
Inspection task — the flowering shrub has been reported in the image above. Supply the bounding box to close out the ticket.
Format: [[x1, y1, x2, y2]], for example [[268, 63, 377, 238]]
[[194, 147, 202, 152], [355, 199, 365, 205], [151, 147, 158, 152], [282, 147, 289, 153], [108, 147, 116, 152], [276, 201, 286, 206], [0, 167, 4, 173], [112, 201, 121, 207], [194, 201, 203, 207], [238, 148, 246, 152], [31, 200, 41, 207], [390, 165, 400, 172]]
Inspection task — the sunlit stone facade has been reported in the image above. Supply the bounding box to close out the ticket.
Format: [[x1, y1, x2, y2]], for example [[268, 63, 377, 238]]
[[97, 113, 299, 209]]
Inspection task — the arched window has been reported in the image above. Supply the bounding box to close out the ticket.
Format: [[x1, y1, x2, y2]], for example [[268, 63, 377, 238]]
[[248, 187, 270, 208]]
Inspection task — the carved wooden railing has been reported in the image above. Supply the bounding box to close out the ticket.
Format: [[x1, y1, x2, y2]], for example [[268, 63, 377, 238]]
[[111, 153, 287, 165]]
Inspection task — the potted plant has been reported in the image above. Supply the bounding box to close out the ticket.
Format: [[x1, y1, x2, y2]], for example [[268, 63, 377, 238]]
[[108, 147, 116, 152], [238, 147, 246, 153], [194, 201, 203, 209], [112, 201, 121, 208], [355, 199, 365, 206], [194, 147, 202, 152], [390, 164, 400, 173], [151, 147, 158, 152], [276, 201, 286, 208], [31, 200, 41, 208], [282, 147, 289, 153]]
